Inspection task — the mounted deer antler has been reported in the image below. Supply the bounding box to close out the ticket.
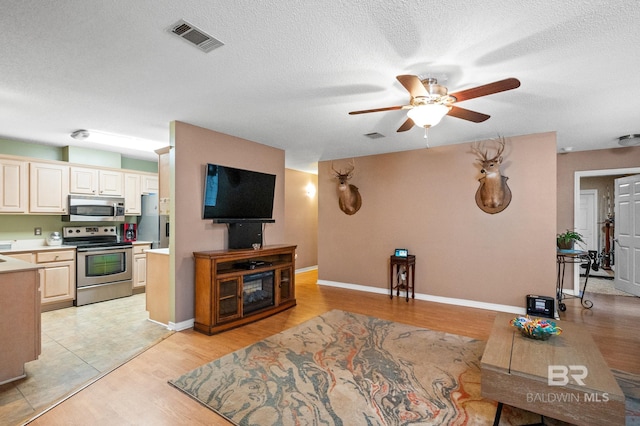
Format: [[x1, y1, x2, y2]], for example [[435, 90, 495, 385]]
[[471, 137, 512, 214], [331, 159, 362, 215]]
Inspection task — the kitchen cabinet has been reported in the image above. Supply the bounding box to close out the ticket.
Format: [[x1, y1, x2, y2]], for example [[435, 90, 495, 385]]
[[0, 158, 28, 213], [124, 173, 142, 215], [70, 166, 123, 196], [193, 245, 296, 335], [5, 248, 76, 311], [7, 252, 35, 263], [36, 249, 76, 310], [132, 242, 151, 292], [1, 155, 157, 217], [99, 170, 123, 196], [146, 249, 169, 325], [141, 174, 159, 194], [29, 162, 69, 214], [0, 261, 41, 385], [69, 166, 98, 195]]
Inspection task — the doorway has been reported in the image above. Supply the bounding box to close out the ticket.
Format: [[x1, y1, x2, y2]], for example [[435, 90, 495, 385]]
[[573, 167, 640, 294]]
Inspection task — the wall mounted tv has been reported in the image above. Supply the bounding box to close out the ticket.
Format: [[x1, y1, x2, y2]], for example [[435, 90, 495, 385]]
[[203, 163, 276, 223]]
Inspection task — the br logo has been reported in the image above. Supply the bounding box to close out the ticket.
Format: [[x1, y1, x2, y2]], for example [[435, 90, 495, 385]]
[[548, 365, 588, 386]]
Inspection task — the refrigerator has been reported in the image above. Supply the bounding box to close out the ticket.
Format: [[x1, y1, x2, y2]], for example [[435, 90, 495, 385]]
[[137, 194, 169, 248]]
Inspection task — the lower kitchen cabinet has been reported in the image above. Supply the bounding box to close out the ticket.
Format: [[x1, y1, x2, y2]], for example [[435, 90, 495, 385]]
[[6, 249, 76, 311], [146, 249, 170, 325], [36, 249, 76, 310], [0, 265, 41, 385], [132, 243, 151, 293]]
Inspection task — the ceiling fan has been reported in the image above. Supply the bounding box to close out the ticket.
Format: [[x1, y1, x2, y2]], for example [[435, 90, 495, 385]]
[[349, 75, 521, 132]]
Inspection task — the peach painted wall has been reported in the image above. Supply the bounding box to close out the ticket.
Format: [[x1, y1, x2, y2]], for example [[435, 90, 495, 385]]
[[284, 169, 318, 269], [173, 121, 286, 323], [556, 146, 640, 289], [318, 132, 558, 309]]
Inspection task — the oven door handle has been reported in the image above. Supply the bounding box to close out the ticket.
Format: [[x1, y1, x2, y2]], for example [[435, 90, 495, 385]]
[[77, 246, 132, 253]]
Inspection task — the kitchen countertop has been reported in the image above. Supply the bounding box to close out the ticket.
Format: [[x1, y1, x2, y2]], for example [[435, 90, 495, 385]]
[[0, 254, 42, 273], [0, 239, 76, 254], [146, 248, 169, 255]]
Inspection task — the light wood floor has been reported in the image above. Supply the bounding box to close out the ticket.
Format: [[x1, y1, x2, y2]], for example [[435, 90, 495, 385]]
[[29, 270, 639, 425]]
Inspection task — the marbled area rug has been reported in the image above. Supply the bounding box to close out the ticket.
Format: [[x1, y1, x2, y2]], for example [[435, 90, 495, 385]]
[[170, 310, 555, 425]]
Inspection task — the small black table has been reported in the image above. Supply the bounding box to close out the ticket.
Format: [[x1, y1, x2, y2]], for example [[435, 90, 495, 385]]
[[390, 255, 415, 301]]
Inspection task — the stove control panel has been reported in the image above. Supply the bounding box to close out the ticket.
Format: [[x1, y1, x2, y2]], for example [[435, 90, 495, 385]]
[[63, 226, 119, 238]]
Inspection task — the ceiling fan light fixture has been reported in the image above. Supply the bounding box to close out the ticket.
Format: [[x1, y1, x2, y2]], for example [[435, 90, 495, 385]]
[[407, 104, 451, 128], [618, 134, 640, 147]]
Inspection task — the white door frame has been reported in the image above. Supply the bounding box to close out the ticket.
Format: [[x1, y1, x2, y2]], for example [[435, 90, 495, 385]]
[[573, 167, 640, 295]]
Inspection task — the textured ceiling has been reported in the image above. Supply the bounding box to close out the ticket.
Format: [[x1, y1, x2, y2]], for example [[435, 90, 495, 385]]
[[1, 1, 639, 172]]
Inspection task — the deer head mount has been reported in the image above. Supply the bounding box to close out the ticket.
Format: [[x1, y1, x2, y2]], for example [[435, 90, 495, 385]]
[[471, 137, 512, 214], [331, 159, 362, 215]]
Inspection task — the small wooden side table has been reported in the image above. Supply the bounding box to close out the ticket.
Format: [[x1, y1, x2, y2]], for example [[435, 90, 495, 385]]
[[389, 255, 415, 301]]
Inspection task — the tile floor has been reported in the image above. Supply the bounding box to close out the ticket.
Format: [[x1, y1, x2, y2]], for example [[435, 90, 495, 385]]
[[0, 294, 173, 426]]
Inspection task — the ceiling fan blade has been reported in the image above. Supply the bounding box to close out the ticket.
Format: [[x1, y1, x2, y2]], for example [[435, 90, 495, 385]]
[[447, 106, 490, 123], [349, 105, 405, 115], [449, 78, 520, 103], [396, 75, 428, 98], [397, 117, 415, 132]]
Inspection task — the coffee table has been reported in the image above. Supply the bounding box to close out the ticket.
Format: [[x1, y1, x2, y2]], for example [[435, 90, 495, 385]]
[[481, 312, 625, 425]]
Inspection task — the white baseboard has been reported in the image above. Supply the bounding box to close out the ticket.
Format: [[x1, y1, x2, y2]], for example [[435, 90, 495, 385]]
[[168, 318, 195, 331], [146, 317, 194, 331], [317, 279, 526, 316], [146, 318, 170, 329], [168, 275, 527, 333], [296, 265, 318, 273]]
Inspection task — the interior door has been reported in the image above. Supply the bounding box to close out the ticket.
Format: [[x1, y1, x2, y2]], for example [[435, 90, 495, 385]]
[[614, 175, 640, 296], [578, 190, 597, 251]]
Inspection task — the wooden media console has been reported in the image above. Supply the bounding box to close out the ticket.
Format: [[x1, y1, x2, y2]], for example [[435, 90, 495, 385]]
[[193, 245, 296, 335]]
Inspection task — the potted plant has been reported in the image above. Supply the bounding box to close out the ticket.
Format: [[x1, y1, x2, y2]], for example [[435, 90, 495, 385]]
[[556, 230, 584, 250]]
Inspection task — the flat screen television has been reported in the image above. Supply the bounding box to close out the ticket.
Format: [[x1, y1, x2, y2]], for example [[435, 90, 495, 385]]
[[203, 163, 276, 223]]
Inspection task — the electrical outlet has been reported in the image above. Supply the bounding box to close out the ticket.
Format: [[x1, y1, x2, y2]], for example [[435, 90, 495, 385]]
[[34, 227, 42, 236]]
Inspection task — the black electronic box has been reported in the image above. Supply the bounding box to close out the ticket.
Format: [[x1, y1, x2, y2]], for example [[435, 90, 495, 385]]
[[526, 294, 555, 318]]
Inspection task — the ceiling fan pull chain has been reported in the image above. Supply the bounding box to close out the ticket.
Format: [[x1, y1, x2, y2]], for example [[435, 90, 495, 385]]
[[424, 126, 430, 148]]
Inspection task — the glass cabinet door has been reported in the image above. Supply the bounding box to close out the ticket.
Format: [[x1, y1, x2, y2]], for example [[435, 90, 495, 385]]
[[216, 277, 241, 323], [278, 267, 294, 303]]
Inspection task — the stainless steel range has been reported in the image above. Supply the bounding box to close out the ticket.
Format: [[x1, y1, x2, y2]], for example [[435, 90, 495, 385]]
[[63, 226, 133, 306]]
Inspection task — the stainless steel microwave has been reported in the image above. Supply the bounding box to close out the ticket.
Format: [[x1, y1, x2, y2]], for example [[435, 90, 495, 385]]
[[62, 195, 126, 222]]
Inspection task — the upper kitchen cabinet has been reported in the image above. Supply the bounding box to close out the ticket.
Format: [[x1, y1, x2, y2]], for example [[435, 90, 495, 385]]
[[123, 172, 142, 215], [0, 158, 28, 213], [29, 162, 69, 214], [99, 169, 123, 196], [70, 166, 123, 196], [141, 174, 159, 195]]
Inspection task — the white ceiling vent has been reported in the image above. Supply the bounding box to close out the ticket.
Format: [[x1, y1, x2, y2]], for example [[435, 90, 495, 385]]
[[168, 19, 224, 53]]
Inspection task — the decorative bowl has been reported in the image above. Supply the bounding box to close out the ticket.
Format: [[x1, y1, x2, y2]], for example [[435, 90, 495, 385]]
[[510, 316, 562, 341]]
